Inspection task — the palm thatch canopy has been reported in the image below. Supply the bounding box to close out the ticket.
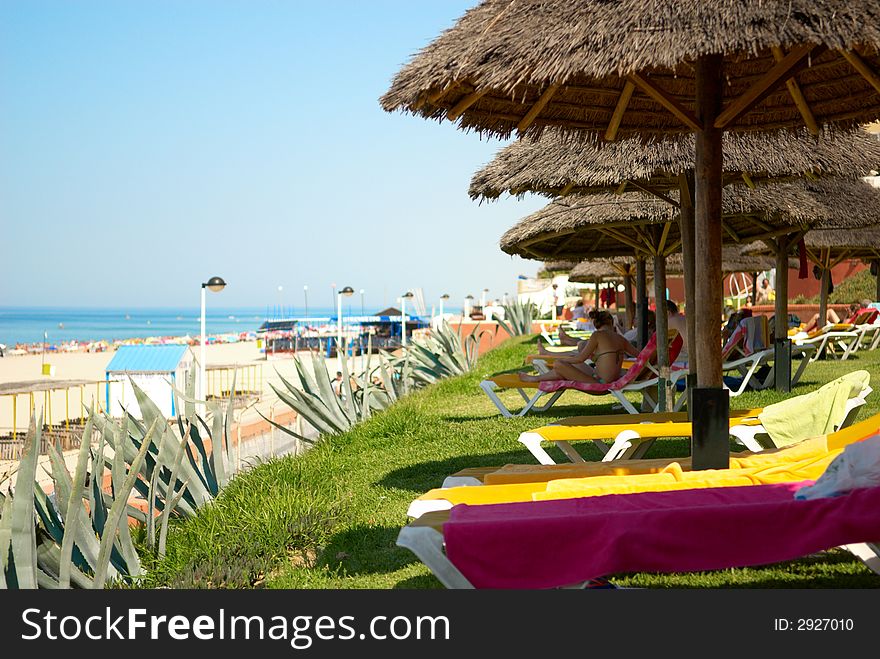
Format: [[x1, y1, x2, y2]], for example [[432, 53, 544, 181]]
[[470, 129, 880, 200], [501, 178, 880, 261], [382, 1, 880, 140], [568, 256, 683, 283]]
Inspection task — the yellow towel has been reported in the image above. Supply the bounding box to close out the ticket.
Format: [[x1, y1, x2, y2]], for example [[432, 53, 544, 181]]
[[482, 435, 830, 485], [532, 451, 840, 501], [757, 370, 869, 447]]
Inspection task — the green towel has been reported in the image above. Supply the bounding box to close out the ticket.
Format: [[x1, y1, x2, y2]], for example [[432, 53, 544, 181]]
[[757, 370, 871, 447]]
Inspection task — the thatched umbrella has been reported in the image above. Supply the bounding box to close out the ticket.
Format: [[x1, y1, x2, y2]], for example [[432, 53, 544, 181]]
[[745, 227, 880, 327], [502, 178, 880, 391], [472, 128, 880, 378], [383, 0, 880, 468]]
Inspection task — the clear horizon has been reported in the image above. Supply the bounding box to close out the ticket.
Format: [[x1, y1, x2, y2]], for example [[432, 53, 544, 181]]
[[0, 1, 544, 311]]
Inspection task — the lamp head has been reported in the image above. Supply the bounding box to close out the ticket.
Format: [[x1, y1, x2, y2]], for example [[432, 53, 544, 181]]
[[203, 276, 227, 293], [303, 285, 308, 291], [401, 291, 414, 299], [465, 294, 474, 300], [440, 294, 450, 300], [340, 286, 355, 297]]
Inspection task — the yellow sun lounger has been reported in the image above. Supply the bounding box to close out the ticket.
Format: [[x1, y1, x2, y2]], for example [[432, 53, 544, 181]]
[[406, 414, 880, 518], [507, 370, 871, 466]]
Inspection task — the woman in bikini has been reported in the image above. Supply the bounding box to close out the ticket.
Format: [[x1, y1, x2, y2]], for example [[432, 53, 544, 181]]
[[520, 311, 640, 384]]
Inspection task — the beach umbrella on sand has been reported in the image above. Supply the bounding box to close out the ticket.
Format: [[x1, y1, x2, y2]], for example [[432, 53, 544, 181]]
[[382, 0, 880, 468], [744, 226, 880, 329], [471, 127, 880, 389]]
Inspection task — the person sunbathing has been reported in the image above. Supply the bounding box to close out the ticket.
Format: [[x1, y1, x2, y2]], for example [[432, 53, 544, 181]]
[[802, 301, 860, 333], [520, 311, 640, 384]]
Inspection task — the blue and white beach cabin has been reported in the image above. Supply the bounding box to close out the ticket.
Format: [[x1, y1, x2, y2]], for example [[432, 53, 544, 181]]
[[105, 345, 194, 418]]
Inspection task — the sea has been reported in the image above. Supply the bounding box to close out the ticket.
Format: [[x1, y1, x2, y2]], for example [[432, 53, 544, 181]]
[[0, 306, 340, 347]]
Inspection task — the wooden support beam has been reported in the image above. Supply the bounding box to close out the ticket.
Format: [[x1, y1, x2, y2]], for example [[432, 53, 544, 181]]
[[720, 219, 740, 242], [657, 219, 672, 254], [615, 180, 628, 195], [518, 83, 561, 134], [741, 171, 756, 189], [742, 213, 774, 234], [604, 80, 635, 142], [517, 228, 575, 250], [841, 50, 880, 96], [662, 239, 682, 257], [628, 73, 701, 131], [715, 43, 820, 129], [772, 45, 819, 135], [625, 179, 680, 208], [597, 227, 649, 254], [559, 181, 576, 196], [631, 224, 659, 255], [446, 89, 488, 121]]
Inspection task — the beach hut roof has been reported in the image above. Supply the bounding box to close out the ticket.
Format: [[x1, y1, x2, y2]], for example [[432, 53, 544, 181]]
[[105, 345, 190, 374], [374, 307, 402, 317], [470, 129, 880, 200], [501, 178, 880, 261], [381, 1, 880, 139]]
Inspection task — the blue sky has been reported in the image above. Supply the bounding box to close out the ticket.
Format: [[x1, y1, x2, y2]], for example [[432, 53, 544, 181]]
[[0, 0, 545, 311]]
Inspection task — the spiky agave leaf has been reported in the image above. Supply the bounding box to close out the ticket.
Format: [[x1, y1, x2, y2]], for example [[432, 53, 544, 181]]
[[10, 416, 41, 589]]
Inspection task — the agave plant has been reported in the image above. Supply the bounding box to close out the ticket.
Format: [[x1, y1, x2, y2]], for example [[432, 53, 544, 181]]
[[95, 371, 234, 523], [396, 321, 487, 388], [266, 337, 390, 438], [1, 413, 152, 589], [496, 300, 537, 336]]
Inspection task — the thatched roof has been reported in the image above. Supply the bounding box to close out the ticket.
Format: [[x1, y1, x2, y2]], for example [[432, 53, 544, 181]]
[[381, 1, 880, 139], [501, 178, 880, 261], [470, 129, 880, 200]]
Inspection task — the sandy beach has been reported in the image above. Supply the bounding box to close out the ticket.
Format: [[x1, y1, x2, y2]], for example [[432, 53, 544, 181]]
[[0, 340, 357, 433]]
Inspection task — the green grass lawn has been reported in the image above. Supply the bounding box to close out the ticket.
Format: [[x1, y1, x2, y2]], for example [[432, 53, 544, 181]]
[[144, 335, 880, 589]]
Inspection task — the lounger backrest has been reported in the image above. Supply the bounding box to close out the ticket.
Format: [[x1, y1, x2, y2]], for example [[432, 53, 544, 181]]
[[611, 332, 660, 389], [721, 324, 746, 360], [742, 315, 770, 356]]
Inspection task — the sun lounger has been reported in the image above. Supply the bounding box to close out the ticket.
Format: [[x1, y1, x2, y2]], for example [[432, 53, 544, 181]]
[[792, 323, 862, 361], [398, 481, 880, 588], [480, 331, 682, 417], [447, 415, 879, 488], [510, 369, 871, 465]]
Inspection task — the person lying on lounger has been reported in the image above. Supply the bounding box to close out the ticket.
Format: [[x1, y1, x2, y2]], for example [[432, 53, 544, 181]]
[[521, 311, 640, 384]]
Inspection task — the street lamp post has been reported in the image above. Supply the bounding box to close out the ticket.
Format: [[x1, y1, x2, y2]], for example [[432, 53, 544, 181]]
[[337, 286, 354, 356], [439, 293, 450, 319], [360, 289, 365, 316], [401, 291, 414, 346], [200, 276, 226, 408], [481, 288, 489, 309], [464, 294, 474, 320], [277, 285, 283, 319], [303, 285, 309, 319]]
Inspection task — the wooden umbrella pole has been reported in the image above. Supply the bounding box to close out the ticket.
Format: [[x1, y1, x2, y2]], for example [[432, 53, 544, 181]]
[[818, 263, 830, 334], [774, 234, 792, 392], [692, 53, 728, 470], [624, 273, 634, 329], [653, 251, 671, 411], [751, 272, 759, 306], [636, 257, 648, 348], [876, 259, 880, 302], [678, 171, 696, 377]]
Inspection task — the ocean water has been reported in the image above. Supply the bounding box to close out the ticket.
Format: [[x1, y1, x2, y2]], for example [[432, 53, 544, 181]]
[[0, 306, 339, 346]]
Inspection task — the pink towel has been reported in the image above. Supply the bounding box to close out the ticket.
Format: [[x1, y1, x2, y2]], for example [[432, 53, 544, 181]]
[[443, 482, 880, 589]]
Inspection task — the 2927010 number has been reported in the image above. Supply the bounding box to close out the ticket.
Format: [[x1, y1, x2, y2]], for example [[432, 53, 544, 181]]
[[797, 618, 854, 631]]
